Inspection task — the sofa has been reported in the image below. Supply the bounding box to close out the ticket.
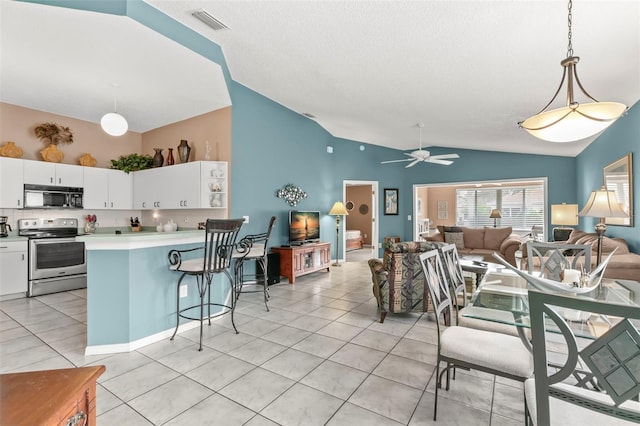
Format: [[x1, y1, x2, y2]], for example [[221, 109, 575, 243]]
[[522, 229, 640, 281], [424, 226, 521, 267], [368, 241, 440, 323]]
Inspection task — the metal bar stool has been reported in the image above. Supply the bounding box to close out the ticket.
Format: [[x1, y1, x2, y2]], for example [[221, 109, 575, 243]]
[[233, 216, 277, 311], [168, 218, 249, 351]]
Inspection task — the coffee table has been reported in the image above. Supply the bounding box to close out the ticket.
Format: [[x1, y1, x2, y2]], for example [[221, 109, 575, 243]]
[[459, 257, 491, 292]]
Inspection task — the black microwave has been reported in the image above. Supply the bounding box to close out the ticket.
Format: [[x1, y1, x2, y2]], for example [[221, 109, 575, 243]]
[[23, 184, 83, 209]]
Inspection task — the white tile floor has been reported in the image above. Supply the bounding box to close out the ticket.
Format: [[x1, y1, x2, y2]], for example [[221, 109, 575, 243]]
[[0, 258, 525, 425]]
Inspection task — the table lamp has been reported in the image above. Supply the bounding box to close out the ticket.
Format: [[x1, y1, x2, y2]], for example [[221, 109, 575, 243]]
[[578, 186, 628, 266], [489, 209, 501, 227], [329, 201, 349, 266], [550, 203, 578, 241]]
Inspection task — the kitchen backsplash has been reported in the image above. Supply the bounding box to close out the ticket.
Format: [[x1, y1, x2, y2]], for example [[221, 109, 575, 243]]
[[0, 208, 226, 232]]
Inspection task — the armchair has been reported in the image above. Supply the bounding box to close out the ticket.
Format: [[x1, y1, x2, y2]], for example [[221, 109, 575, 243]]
[[368, 241, 440, 323]]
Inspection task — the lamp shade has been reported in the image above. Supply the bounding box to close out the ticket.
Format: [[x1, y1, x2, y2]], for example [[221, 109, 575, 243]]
[[329, 202, 349, 216], [551, 203, 579, 226], [579, 187, 628, 219], [489, 209, 502, 219], [100, 112, 128, 136], [521, 102, 627, 143]]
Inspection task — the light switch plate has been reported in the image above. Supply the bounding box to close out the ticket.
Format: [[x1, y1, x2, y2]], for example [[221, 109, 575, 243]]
[[179, 284, 187, 298]]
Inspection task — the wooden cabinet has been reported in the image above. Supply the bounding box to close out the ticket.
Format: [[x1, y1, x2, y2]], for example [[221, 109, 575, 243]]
[[271, 242, 331, 284], [0, 240, 27, 298], [83, 167, 132, 210], [0, 157, 24, 208], [23, 160, 83, 187], [0, 365, 105, 426]]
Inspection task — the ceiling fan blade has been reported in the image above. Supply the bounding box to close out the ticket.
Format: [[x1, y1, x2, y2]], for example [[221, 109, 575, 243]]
[[405, 159, 421, 168], [430, 153, 459, 160], [425, 158, 454, 165], [381, 158, 413, 164]]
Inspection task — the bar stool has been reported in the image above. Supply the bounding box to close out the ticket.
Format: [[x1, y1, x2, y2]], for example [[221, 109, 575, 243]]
[[168, 218, 248, 351], [233, 216, 277, 311]]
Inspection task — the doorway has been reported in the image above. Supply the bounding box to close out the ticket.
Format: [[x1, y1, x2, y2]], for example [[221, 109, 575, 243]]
[[344, 180, 378, 262]]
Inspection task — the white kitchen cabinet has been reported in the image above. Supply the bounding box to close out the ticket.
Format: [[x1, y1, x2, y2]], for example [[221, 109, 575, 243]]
[[201, 161, 227, 209], [0, 240, 28, 298], [132, 161, 228, 210], [83, 168, 132, 210], [132, 167, 164, 210], [109, 169, 132, 209], [23, 160, 83, 187], [0, 157, 24, 208]]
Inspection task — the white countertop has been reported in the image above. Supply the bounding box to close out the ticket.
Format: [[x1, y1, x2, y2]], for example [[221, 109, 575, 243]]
[[78, 229, 204, 250]]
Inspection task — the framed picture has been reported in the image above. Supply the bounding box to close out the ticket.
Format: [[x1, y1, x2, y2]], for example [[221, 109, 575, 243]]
[[384, 188, 398, 215], [437, 200, 448, 220], [603, 153, 633, 226]]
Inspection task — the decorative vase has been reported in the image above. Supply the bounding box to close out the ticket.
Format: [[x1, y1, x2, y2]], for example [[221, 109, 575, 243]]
[[177, 139, 191, 163], [79, 153, 97, 167], [166, 148, 175, 165], [152, 148, 164, 168], [40, 144, 64, 163], [0, 141, 23, 158]]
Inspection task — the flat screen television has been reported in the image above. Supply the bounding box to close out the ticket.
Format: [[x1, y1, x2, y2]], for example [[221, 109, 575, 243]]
[[289, 210, 320, 245]]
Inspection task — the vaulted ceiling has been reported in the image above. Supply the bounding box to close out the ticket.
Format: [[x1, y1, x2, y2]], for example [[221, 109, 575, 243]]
[[2, 1, 639, 157]]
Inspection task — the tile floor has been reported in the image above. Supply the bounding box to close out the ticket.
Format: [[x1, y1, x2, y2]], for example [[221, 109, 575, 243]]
[[0, 257, 525, 425]]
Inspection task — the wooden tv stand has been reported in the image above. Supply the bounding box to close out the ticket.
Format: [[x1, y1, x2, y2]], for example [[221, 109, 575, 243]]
[[271, 242, 331, 284]]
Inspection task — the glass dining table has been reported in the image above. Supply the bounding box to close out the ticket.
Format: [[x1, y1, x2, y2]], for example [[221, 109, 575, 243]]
[[460, 266, 640, 342]]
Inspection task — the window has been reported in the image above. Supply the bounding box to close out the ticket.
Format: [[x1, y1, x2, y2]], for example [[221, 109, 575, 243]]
[[456, 185, 544, 233]]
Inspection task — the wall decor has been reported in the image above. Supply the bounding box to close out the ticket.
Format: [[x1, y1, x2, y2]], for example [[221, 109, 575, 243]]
[[345, 201, 354, 211], [359, 204, 369, 215], [603, 153, 633, 226], [437, 200, 448, 220], [384, 188, 398, 215], [276, 183, 308, 206]]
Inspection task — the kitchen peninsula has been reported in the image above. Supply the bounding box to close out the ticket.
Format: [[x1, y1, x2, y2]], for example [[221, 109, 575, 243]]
[[78, 229, 225, 355]]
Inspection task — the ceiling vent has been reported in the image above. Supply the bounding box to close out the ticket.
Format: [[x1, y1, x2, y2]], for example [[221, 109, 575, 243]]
[[192, 9, 229, 31]]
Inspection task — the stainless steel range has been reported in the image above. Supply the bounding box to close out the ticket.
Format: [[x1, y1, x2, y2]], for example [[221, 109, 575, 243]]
[[18, 218, 87, 297]]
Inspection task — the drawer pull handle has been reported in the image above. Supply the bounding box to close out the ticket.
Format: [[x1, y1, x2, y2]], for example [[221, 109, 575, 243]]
[[66, 411, 86, 426]]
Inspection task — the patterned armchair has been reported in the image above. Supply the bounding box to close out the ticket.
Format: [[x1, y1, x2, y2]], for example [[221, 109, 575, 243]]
[[368, 241, 440, 323]]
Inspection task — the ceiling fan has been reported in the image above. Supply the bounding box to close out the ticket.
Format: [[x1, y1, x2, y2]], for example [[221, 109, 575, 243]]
[[381, 123, 460, 168]]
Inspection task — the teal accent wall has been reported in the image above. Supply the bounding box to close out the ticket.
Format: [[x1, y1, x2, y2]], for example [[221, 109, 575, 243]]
[[576, 101, 640, 253], [230, 81, 578, 252]]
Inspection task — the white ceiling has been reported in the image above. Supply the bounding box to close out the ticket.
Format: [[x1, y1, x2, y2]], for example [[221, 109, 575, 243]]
[[2, 1, 639, 157], [0, 1, 230, 133]]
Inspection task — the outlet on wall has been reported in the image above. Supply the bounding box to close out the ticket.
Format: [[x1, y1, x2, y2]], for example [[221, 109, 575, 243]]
[[243, 215, 250, 223], [179, 284, 187, 298]]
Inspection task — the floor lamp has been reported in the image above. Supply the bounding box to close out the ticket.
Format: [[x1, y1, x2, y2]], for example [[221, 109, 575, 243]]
[[329, 202, 349, 267], [578, 187, 628, 266]]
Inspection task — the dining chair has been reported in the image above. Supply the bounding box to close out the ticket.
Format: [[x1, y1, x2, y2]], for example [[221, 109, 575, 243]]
[[525, 241, 591, 281], [525, 289, 640, 425], [234, 216, 277, 311], [438, 243, 524, 337], [419, 249, 534, 421], [168, 218, 248, 351]]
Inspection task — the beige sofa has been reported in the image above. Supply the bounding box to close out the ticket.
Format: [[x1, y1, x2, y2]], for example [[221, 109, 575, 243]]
[[522, 229, 640, 281], [425, 226, 521, 267]]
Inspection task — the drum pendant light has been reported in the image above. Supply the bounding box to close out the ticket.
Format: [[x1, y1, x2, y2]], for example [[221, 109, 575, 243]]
[[519, 0, 627, 143]]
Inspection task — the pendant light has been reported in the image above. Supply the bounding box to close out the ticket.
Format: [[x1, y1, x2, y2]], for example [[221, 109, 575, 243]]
[[519, 0, 627, 143], [101, 84, 128, 137]]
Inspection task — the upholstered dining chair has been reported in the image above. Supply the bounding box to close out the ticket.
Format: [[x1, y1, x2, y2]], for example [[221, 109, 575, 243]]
[[525, 289, 640, 425], [233, 216, 277, 311], [168, 218, 248, 351], [419, 249, 534, 421]]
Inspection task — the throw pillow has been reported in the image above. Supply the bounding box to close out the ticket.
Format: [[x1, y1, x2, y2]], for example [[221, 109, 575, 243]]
[[444, 232, 465, 249], [483, 226, 513, 250]]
